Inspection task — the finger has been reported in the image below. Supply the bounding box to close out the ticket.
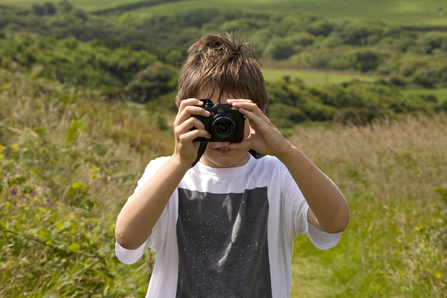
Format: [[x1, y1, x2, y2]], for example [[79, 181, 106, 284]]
[[228, 100, 264, 117], [227, 99, 252, 103], [178, 98, 202, 111], [178, 128, 211, 144], [174, 104, 210, 128], [175, 116, 207, 136], [238, 106, 270, 129]]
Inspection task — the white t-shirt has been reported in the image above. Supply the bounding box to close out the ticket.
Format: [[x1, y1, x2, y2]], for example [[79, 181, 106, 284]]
[[116, 155, 341, 298]]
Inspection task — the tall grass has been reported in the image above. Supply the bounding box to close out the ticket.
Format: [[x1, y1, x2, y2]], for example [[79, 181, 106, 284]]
[[289, 117, 447, 297], [0, 71, 173, 297], [1, 71, 446, 296]]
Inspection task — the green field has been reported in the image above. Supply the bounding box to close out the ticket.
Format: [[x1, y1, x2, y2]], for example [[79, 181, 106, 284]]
[[2, 72, 446, 297], [4, 0, 447, 25], [401, 88, 447, 103], [262, 68, 375, 86], [1, 1, 447, 296]]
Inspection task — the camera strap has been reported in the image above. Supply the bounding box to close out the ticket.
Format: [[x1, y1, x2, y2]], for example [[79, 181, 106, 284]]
[[191, 142, 208, 168]]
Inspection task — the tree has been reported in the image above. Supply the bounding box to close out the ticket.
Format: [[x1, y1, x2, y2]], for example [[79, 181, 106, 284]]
[[57, 1, 73, 14], [32, 5, 45, 16], [43, 2, 56, 16], [307, 20, 333, 37], [263, 37, 294, 60], [350, 50, 382, 73], [125, 64, 178, 103]]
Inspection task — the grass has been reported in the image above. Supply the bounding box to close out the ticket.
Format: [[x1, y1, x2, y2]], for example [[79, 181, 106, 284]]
[[261, 68, 375, 86], [401, 88, 447, 103], [260, 59, 377, 86], [5, 0, 447, 25], [288, 117, 447, 297], [1, 71, 446, 297], [0, 71, 174, 297]]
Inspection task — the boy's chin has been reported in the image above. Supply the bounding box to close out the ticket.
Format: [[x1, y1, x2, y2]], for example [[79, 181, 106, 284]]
[[199, 152, 250, 168]]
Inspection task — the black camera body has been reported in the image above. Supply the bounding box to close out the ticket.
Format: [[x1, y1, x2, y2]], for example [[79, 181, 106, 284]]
[[193, 98, 244, 142]]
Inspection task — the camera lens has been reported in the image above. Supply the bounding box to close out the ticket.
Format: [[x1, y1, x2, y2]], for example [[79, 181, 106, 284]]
[[211, 115, 236, 141]]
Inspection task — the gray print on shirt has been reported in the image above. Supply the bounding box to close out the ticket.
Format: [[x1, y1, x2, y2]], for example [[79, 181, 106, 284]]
[[176, 187, 272, 298]]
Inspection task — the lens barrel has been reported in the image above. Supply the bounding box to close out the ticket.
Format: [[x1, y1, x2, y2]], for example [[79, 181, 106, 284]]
[[211, 115, 236, 141]]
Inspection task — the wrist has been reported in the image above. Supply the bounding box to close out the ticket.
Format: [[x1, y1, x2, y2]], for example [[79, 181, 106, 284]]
[[170, 152, 194, 171], [274, 140, 296, 161]]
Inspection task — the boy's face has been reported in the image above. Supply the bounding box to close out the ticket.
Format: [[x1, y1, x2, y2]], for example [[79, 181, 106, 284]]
[[197, 90, 251, 168]]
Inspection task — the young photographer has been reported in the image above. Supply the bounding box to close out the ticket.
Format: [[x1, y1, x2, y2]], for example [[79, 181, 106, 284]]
[[115, 32, 349, 297]]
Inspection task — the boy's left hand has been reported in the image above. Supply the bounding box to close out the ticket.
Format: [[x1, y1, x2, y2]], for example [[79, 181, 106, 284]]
[[227, 99, 291, 157]]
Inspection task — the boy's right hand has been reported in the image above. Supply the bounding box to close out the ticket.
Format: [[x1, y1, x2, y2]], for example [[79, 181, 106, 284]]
[[172, 98, 211, 166]]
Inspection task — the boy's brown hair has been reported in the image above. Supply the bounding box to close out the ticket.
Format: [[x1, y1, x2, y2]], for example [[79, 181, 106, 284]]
[[175, 32, 268, 112]]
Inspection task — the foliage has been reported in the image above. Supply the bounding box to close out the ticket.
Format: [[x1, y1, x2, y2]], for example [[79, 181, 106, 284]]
[[0, 71, 174, 297], [288, 116, 447, 297], [124, 64, 178, 103], [0, 33, 182, 102], [2, 4, 447, 88], [1, 71, 446, 297], [265, 77, 443, 127], [1, 2, 446, 297]]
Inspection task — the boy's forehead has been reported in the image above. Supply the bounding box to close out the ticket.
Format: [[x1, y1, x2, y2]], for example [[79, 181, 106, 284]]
[[196, 85, 253, 101], [197, 88, 233, 103]]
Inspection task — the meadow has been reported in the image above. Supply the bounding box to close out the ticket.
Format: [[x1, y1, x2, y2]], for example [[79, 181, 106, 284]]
[[401, 88, 447, 104], [261, 68, 375, 86], [288, 117, 447, 297], [4, 0, 447, 25], [1, 70, 446, 297], [1, 0, 447, 296]]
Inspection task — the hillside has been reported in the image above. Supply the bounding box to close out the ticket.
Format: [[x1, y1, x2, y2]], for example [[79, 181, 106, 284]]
[[1, 71, 446, 297], [4, 0, 447, 25], [1, 2, 447, 296]]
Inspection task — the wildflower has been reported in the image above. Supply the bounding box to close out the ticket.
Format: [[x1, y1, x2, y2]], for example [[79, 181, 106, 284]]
[[11, 189, 17, 195], [87, 224, 93, 231], [47, 199, 54, 208], [0, 144, 6, 158]]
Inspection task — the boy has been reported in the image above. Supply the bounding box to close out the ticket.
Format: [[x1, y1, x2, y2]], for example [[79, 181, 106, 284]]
[[115, 32, 349, 297]]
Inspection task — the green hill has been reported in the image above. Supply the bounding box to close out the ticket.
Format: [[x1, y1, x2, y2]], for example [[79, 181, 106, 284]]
[[1, 2, 447, 296], [5, 0, 447, 25], [1, 70, 446, 297]]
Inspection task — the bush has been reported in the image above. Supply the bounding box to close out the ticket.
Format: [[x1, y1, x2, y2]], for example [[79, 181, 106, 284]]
[[333, 107, 385, 125], [412, 67, 437, 88], [302, 101, 338, 121], [306, 20, 333, 37], [124, 64, 178, 103], [263, 37, 294, 60], [348, 49, 382, 73], [267, 103, 308, 124]]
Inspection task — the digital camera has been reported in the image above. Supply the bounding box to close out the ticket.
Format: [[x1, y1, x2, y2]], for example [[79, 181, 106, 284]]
[[193, 98, 244, 142]]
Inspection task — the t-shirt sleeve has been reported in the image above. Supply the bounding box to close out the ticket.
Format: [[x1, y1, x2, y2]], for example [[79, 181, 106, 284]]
[[115, 157, 170, 264], [279, 160, 342, 249], [307, 223, 341, 249], [115, 238, 149, 265], [280, 162, 309, 238]]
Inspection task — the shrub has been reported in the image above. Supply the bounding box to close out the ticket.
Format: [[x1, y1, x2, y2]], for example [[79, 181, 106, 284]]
[[263, 37, 295, 60], [124, 64, 178, 103], [267, 103, 308, 124], [306, 20, 333, 37], [333, 107, 385, 125]]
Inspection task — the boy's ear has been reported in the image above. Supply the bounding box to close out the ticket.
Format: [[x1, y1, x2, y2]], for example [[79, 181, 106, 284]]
[[254, 102, 265, 112]]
